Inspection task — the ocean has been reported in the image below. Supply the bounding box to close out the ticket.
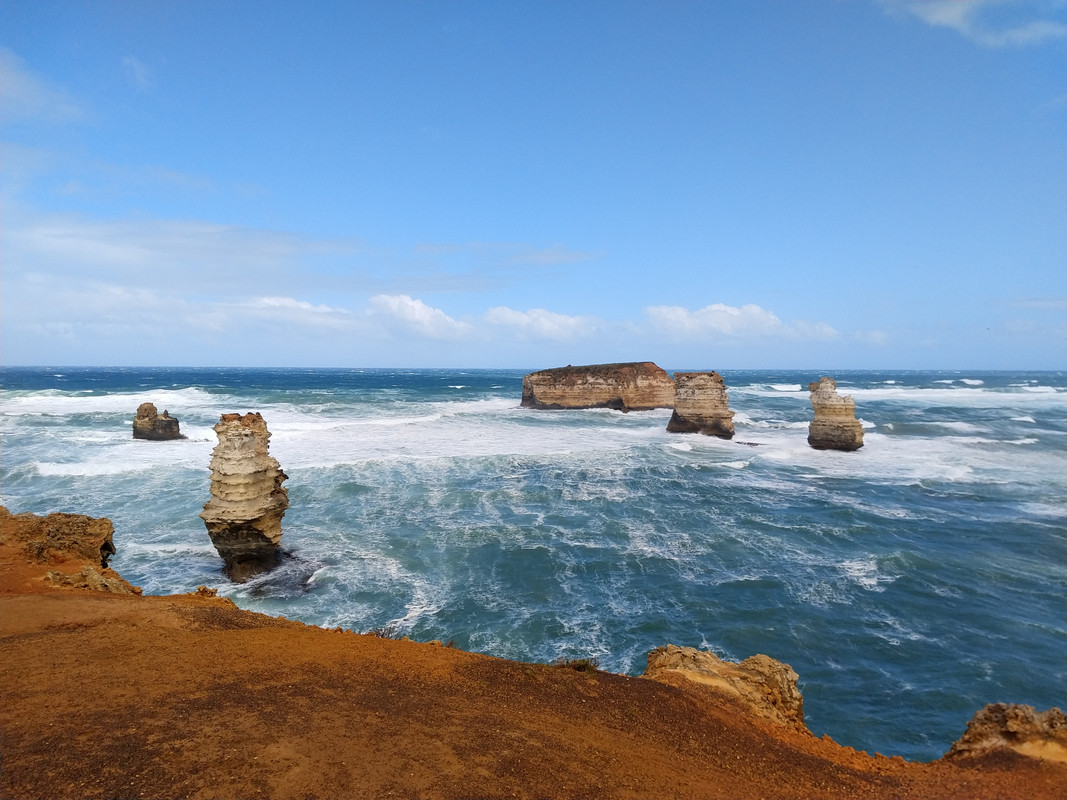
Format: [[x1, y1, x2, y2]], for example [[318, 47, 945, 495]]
[[1, 366, 1063, 761]]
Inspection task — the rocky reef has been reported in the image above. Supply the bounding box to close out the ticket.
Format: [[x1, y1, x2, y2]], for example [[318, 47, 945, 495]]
[[644, 644, 804, 732], [132, 402, 185, 440], [807, 376, 864, 451], [947, 703, 1067, 763], [666, 371, 736, 439], [200, 412, 289, 581], [521, 361, 675, 412]]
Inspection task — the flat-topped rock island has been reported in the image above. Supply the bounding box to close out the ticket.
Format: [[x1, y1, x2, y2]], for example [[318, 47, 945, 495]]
[[521, 361, 676, 411]]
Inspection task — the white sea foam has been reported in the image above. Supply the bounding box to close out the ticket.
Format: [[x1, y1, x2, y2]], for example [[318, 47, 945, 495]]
[[1012, 416, 1036, 423], [840, 557, 895, 592], [960, 379, 985, 386], [0, 387, 218, 417]]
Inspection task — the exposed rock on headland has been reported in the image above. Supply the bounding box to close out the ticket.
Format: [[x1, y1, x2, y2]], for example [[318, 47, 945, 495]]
[[807, 376, 864, 451], [947, 703, 1067, 763], [666, 371, 736, 439], [199, 412, 289, 582], [644, 644, 805, 732], [0, 505, 118, 569], [0, 506, 141, 594], [132, 402, 185, 440], [521, 361, 675, 412]]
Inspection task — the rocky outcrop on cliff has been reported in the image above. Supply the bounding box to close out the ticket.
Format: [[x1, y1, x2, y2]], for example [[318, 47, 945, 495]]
[[946, 703, 1067, 763], [132, 402, 185, 440], [0, 505, 118, 568], [200, 412, 289, 582], [521, 362, 675, 412], [0, 506, 141, 594], [666, 371, 735, 439], [643, 644, 805, 732], [807, 377, 864, 451]]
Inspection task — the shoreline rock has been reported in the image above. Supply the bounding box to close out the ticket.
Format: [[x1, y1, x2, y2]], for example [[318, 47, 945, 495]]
[[666, 371, 736, 439], [644, 644, 805, 732], [132, 402, 185, 440], [947, 703, 1067, 763], [807, 376, 864, 451], [0, 506, 141, 594], [521, 361, 675, 412], [199, 412, 289, 582]]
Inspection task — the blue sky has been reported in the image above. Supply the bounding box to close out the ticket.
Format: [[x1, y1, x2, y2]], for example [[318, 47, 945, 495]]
[[2, 0, 1064, 369]]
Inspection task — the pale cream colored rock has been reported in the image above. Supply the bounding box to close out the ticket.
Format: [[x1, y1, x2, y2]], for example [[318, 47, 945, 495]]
[[521, 362, 675, 412], [200, 413, 289, 581], [807, 377, 864, 451], [643, 644, 805, 732], [667, 371, 735, 439]]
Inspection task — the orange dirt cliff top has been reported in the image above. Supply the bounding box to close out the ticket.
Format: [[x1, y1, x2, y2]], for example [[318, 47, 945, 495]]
[[1, 505, 1064, 800]]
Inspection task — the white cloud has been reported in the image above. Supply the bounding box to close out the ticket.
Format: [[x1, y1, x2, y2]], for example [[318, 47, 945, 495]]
[[369, 294, 472, 339], [854, 329, 889, 345], [645, 303, 840, 341], [5, 211, 357, 285], [883, 0, 1067, 47], [645, 303, 785, 337], [0, 48, 85, 124], [235, 296, 355, 328], [484, 306, 600, 340], [121, 56, 154, 91]]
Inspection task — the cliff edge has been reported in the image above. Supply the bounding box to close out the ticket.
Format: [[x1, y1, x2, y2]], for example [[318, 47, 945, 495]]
[[2, 506, 1064, 800]]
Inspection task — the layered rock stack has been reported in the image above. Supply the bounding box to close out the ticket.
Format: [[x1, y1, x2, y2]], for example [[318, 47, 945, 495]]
[[200, 413, 289, 581], [666, 371, 735, 439], [807, 377, 864, 451], [521, 362, 675, 412], [132, 402, 185, 440]]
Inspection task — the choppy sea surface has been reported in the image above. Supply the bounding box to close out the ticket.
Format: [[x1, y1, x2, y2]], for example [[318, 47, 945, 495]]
[[1, 366, 1063, 760]]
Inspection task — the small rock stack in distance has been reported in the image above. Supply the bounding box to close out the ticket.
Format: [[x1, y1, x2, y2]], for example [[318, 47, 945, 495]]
[[807, 377, 864, 451]]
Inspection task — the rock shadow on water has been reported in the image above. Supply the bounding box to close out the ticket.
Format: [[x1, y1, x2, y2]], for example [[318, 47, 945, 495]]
[[230, 549, 323, 598]]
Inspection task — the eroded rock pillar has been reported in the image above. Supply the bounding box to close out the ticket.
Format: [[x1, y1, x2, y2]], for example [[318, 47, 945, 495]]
[[200, 412, 289, 581], [807, 377, 864, 451], [666, 371, 735, 439]]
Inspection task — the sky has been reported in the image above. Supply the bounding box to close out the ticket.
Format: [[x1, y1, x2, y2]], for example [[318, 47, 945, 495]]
[[1, 0, 1065, 370]]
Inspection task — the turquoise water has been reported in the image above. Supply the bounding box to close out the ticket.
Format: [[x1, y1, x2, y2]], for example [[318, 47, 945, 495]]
[[1, 366, 1064, 761]]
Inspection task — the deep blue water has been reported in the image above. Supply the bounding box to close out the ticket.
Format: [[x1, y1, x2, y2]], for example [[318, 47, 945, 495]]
[[1, 366, 1064, 761]]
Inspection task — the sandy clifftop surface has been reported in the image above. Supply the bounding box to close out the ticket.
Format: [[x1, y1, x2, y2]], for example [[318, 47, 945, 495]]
[[2, 506, 1065, 800]]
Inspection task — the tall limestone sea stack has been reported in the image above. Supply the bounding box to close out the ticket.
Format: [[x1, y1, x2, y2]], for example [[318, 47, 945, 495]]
[[666, 371, 735, 439], [807, 377, 864, 451], [200, 412, 289, 581], [521, 362, 675, 411]]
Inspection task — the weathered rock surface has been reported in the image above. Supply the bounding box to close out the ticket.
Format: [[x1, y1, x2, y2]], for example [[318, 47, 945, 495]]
[[667, 371, 736, 439], [521, 362, 675, 412], [0, 506, 141, 594], [946, 703, 1067, 763], [0, 505, 118, 568], [643, 644, 805, 732], [44, 565, 141, 594], [807, 376, 864, 451], [132, 402, 185, 440], [200, 412, 289, 582]]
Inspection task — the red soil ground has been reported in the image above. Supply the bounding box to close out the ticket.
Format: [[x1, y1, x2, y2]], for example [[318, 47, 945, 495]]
[[2, 521, 1065, 800]]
